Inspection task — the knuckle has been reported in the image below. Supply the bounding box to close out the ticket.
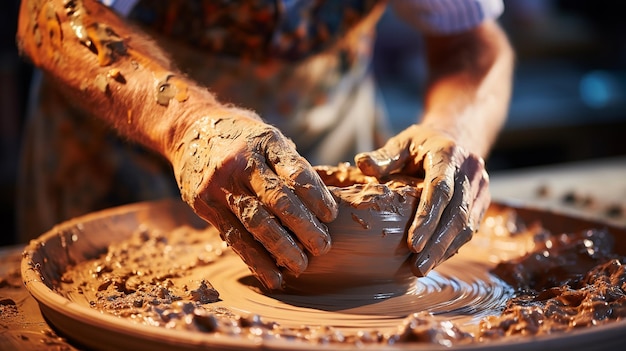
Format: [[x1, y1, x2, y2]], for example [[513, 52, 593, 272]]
[[246, 208, 273, 230], [460, 227, 474, 243], [289, 165, 316, 189], [267, 235, 297, 256], [220, 227, 240, 245], [235, 197, 273, 230], [431, 177, 453, 199], [457, 202, 470, 223], [273, 192, 296, 215], [256, 126, 283, 147]]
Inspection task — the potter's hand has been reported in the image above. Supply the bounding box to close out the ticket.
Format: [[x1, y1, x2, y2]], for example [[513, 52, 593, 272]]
[[172, 113, 338, 290], [354, 124, 490, 276]]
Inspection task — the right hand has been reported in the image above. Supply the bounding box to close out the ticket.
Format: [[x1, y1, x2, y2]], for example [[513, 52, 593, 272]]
[[171, 110, 338, 290], [355, 124, 490, 277]]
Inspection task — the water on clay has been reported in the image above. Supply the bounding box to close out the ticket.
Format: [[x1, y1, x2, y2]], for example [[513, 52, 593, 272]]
[[53, 208, 527, 336], [182, 246, 512, 329], [26, 198, 626, 349], [51, 167, 520, 341], [26, 164, 626, 347]]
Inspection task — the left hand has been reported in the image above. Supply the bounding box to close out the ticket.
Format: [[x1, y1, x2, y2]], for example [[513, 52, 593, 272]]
[[354, 124, 490, 276]]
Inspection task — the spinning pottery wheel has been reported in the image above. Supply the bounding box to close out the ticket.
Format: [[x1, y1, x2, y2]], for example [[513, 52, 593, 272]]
[[21, 197, 626, 351]]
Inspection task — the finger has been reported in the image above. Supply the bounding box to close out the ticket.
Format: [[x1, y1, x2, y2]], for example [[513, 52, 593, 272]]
[[440, 226, 474, 263], [438, 180, 486, 265], [453, 155, 490, 237], [407, 150, 456, 253], [469, 168, 491, 230], [194, 201, 284, 291], [247, 154, 332, 256], [460, 155, 489, 217], [410, 172, 470, 276], [227, 193, 308, 275], [440, 167, 489, 263], [432, 158, 490, 266], [354, 136, 410, 177], [266, 137, 338, 223]]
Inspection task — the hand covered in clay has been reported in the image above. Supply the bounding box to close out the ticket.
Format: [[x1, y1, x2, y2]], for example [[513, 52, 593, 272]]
[[354, 124, 490, 276], [172, 111, 338, 290]]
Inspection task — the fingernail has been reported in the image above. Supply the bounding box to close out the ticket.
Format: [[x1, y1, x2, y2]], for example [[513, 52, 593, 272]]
[[412, 254, 435, 277], [355, 153, 377, 175], [312, 235, 331, 256], [354, 151, 368, 163], [419, 257, 436, 276], [409, 230, 427, 253], [320, 194, 338, 222], [370, 150, 387, 163], [284, 252, 308, 276], [257, 270, 283, 291]]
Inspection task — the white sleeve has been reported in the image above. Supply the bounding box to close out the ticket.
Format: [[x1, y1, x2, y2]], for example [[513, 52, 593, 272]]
[[98, 0, 139, 17], [388, 0, 504, 35]]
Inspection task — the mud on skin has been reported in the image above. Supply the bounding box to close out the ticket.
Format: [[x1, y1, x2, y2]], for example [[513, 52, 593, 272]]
[[171, 115, 338, 290], [22, 0, 189, 108]]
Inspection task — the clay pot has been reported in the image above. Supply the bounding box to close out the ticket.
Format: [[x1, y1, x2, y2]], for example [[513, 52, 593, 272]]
[[283, 164, 423, 296]]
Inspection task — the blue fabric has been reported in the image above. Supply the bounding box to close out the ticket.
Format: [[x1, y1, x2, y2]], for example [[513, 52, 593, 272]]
[[100, 0, 138, 16], [101, 0, 504, 33], [389, 0, 504, 34]]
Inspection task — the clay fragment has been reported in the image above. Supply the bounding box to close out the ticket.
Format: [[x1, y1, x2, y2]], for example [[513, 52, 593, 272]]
[[94, 73, 108, 94], [156, 75, 189, 106]]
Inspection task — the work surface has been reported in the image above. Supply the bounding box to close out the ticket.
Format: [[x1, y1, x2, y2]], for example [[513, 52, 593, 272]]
[[490, 155, 626, 228], [1, 156, 625, 350]]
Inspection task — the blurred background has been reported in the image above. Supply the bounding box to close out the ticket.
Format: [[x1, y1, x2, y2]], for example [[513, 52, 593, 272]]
[[1, 0, 625, 246], [374, 0, 626, 171]]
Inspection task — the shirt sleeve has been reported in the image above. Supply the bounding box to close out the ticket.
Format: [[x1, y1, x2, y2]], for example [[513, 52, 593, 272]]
[[98, 0, 139, 17], [388, 0, 504, 35]]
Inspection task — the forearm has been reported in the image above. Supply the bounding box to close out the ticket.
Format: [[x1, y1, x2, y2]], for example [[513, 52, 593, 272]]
[[420, 19, 514, 158], [16, 0, 252, 159]]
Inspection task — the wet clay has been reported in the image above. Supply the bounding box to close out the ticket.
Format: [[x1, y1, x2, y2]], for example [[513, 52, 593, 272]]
[[283, 163, 423, 295], [28, 179, 625, 348], [481, 227, 626, 338], [54, 217, 501, 347], [172, 116, 339, 290], [46, 206, 621, 346]]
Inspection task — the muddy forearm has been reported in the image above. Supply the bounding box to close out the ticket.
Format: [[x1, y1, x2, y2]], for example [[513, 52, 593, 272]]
[[16, 0, 247, 159], [420, 20, 514, 158]]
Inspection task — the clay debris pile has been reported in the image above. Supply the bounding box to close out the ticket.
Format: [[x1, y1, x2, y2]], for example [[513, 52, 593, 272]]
[[56, 209, 626, 347]]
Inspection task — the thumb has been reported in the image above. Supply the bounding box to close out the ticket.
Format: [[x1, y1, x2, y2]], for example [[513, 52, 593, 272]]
[[354, 141, 408, 178]]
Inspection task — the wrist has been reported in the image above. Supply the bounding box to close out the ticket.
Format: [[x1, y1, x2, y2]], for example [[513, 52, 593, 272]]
[[164, 101, 262, 165], [167, 106, 264, 207], [420, 114, 488, 158]]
